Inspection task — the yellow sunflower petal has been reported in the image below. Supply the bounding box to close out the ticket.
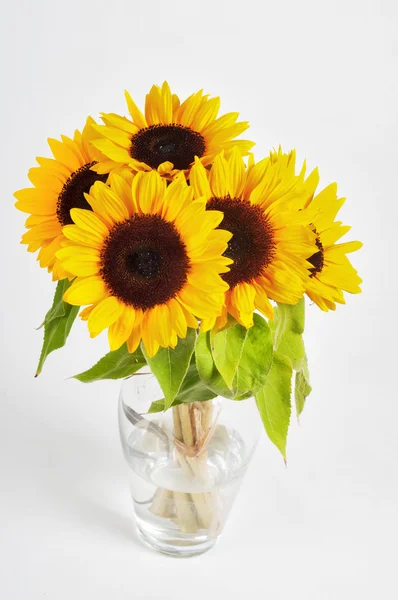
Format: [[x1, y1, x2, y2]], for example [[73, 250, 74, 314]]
[[62, 224, 104, 249], [88, 296, 124, 338], [63, 276, 108, 305], [190, 157, 212, 199], [61, 255, 101, 277], [108, 305, 136, 351], [209, 153, 229, 198], [14, 189, 57, 215], [47, 138, 81, 171], [168, 298, 188, 339], [91, 139, 132, 164], [21, 221, 62, 244], [140, 313, 160, 357], [124, 91, 148, 129], [92, 124, 131, 148], [191, 96, 220, 131], [101, 112, 138, 134], [229, 283, 256, 327]]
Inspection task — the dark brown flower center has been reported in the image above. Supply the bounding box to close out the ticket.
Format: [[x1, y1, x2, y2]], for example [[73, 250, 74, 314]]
[[308, 236, 324, 277], [100, 214, 190, 310], [129, 124, 206, 171], [207, 196, 276, 288], [56, 162, 107, 226]]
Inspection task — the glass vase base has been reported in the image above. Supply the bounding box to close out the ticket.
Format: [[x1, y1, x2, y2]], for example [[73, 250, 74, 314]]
[[135, 517, 218, 557]]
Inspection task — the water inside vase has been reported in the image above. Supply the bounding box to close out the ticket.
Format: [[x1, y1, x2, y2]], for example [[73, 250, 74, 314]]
[[122, 422, 251, 554]]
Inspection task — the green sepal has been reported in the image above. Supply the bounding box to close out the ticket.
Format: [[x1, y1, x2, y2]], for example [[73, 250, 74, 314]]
[[73, 344, 146, 382], [36, 279, 79, 376], [255, 352, 293, 461], [142, 328, 197, 411]]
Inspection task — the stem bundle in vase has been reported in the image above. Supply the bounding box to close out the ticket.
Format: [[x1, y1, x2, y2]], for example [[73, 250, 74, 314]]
[[150, 401, 219, 535]]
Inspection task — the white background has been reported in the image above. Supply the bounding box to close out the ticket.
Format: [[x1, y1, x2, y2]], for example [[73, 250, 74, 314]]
[[1, 1, 397, 598]]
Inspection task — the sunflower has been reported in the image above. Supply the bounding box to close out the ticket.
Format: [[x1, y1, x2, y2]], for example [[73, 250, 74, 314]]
[[189, 148, 317, 329], [14, 118, 110, 280], [90, 81, 255, 180], [56, 171, 232, 357], [302, 183, 362, 310]]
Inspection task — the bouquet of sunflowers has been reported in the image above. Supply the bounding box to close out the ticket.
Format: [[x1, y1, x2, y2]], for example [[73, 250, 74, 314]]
[[15, 82, 362, 551]]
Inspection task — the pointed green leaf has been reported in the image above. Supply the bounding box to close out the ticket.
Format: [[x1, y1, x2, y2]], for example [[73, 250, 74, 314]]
[[295, 360, 312, 417], [232, 314, 273, 396], [36, 279, 80, 376], [270, 299, 305, 370], [255, 352, 292, 460], [42, 279, 72, 325], [270, 299, 312, 416], [142, 329, 197, 410], [212, 325, 247, 388], [196, 330, 234, 398], [73, 344, 146, 382], [212, 314, 273, 397], [148, 363, 217, 413]]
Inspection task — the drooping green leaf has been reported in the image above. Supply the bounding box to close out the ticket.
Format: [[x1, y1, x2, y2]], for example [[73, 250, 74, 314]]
[[73, 344, 146, 382], [270, 298, 305, 370], [255, 352, 293, 460], [269, 299, 312, 416], [173, 363, 218, 404], [148, 363, 217, 413], [147, 399, 167, 414], [295, 361, 312, 417], [142, 328, 197, 410], [232, 314, 273, 396], [41, 279, 73, 325], [36, 279, 80, 376], [212, 314, 273, 397], [212, 325, 247, 389], [195, 330, 234, 398]]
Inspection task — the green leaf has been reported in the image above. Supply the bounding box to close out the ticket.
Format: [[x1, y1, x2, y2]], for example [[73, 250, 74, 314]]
[[270, 298, 305, 370], [36, 279, 80, 376], [148, 363, 217, 413], [173, 363, 217, 404], [196, 330, 234, 398], [147, 399, 167, 414], [212, 325, 247, 388], [295, 361, 312, 417], [212, 314, 274, 397], [42, 279, 72, 325], [142, 328, 197, 410], [73, 344, 146, 382], [269, 299, 312, 416], [255, 352, 293, 460]]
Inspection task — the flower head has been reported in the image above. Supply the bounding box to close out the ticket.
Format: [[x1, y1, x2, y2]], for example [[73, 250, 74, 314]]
[[190, 148, 317, 328], [57, 171, 232, 356], [303, 181, 363, 310], [14, 118, 109, 280], [91, 81, 254, 179]]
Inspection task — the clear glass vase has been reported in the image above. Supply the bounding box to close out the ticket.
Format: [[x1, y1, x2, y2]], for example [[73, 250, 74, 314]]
[[118, 371, 261, 557]]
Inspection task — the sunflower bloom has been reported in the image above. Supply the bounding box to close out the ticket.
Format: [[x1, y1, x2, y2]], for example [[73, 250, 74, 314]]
[[303, 183, 362, 310], [14, 118, 109, 280], [57, 171, 232, 357], [190, 148, 317, 329], [91, 81, 254, 179]]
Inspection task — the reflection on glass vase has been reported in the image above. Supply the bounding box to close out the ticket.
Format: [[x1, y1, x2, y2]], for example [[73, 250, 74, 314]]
[[118, 372, 261, 557]]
